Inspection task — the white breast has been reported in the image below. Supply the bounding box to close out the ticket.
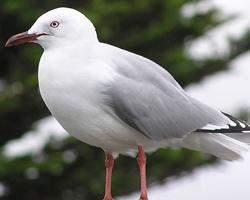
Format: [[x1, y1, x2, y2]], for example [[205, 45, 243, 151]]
[[38, 49, 156, 153]]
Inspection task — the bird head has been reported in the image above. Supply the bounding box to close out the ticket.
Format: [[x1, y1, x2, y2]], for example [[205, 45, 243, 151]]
[[5, 7, 98, 49]]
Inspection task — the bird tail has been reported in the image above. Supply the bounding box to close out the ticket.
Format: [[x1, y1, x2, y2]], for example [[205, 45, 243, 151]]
[[182, 132, 249, 161], [222, 133, 250, 145], [182, 112, 250, 160]]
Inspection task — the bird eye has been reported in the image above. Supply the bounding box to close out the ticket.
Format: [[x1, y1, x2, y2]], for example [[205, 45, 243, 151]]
[[50, 21, 59, 28]]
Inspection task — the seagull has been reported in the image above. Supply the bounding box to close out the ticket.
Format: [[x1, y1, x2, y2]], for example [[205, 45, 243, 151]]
[[5, 7, 250, 200]]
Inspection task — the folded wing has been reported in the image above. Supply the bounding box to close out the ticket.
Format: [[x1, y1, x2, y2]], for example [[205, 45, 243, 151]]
[[105, 46, 230, 140]]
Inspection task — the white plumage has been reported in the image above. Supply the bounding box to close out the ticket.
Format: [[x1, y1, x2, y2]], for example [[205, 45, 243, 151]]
[[7, 8, 250, 160], [6, 7, 250, 200], [32, 8, 250, 160]]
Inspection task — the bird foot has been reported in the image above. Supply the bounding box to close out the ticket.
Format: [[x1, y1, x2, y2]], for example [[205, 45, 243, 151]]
[[103, 196, 114, 200], [139, 195, 148, 200]]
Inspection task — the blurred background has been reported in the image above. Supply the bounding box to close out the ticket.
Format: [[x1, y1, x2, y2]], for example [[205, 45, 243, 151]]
[[1, 0, 250, 199]]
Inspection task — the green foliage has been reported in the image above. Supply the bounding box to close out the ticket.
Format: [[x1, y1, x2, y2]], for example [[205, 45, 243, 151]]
[[0, 138, 215, 200], [0, 0, 249, 199]]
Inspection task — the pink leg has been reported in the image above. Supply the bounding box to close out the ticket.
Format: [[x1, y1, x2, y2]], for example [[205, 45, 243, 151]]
[[103, 152, 114, 200], [137, 145, 148, 200]]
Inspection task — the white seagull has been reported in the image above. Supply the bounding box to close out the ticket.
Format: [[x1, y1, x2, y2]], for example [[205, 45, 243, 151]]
[[5, 7, 250, 200]]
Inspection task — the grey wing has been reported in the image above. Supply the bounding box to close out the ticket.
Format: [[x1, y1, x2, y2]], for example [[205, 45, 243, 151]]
[[105, 46, 229, 140]]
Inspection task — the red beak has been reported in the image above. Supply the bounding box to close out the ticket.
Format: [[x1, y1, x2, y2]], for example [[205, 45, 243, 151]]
[[5, 31, 47, 47]]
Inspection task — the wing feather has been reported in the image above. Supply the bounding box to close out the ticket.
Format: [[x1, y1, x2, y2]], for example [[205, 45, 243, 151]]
[[103, 44, 229, 140]]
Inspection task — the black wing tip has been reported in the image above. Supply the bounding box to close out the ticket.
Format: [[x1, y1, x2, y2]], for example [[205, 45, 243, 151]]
[[195, 112, 250, 133], [222, 112, 250, 127]]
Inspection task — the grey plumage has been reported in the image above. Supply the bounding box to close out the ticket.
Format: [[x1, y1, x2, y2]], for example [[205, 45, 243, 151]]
[[104, 44, 231, 140]]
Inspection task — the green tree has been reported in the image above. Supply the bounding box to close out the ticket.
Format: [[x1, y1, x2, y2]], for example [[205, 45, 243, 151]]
[[0, 0, 250, 199]]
